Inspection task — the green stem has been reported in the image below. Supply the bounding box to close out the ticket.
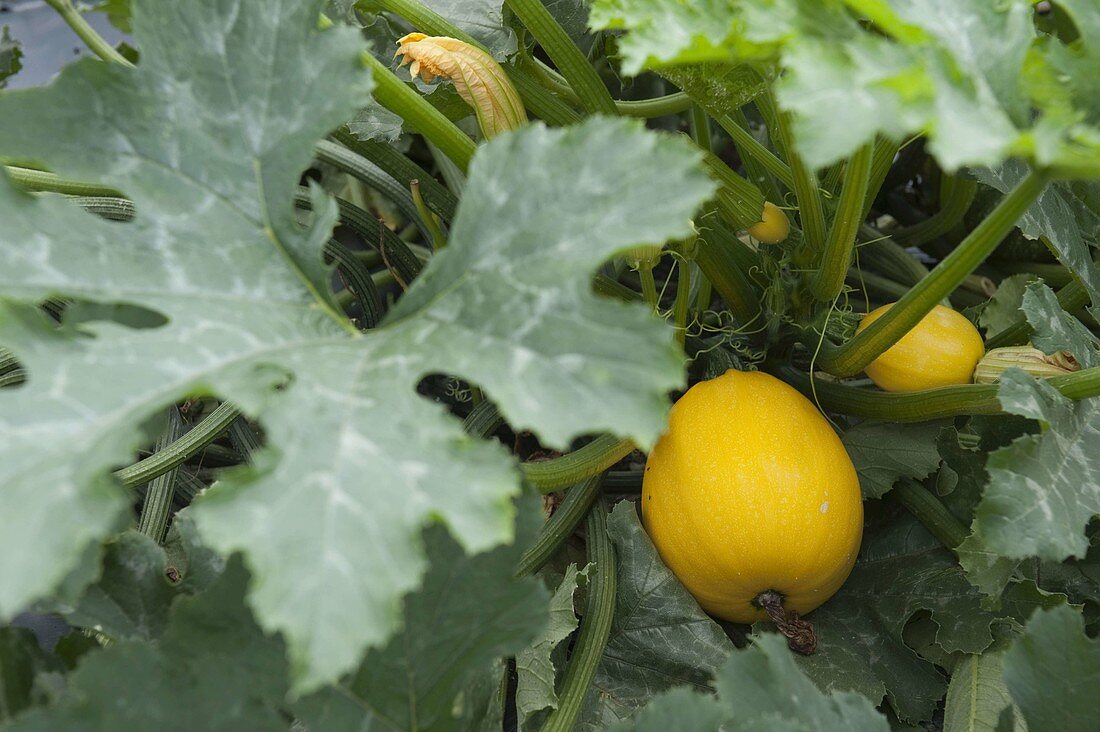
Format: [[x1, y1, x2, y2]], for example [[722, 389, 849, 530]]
[[716, 114, 795, 190], [991, 261, 1073, 287], [514, 473, 603, 578], [890, 175, 978, 247], [462, 399, 504, 438], [811, 143, 873, 301], [114, 402, 241, 490], [5, 166, 121, 197], [673, 259, 692, 348], [325, 239, 385, 328], [694, 268, 713, 314], [427, 142, 467, 197], [226, 417, 263, 463], [784, 363, 1100, 421], [0, 348, 18, 375], [313, 140, 431, 242], [638, 262, 660, 311], [593, 273, 642, 302], [694, 214, 760, 322], [820, 170, 1050, 376], [504, 0, 616, 114], [540, 498, 616, 732], [137, 406, 186, 544], [703, 151, 767, 230], [331, 130, 458, 221], [772, 103, 826, 253], [44, 0, 133, 67], [522, 436, 635, 493], [0, 369, 26, 388], [986, 278, 1090, 348], [893, 479, 968, 548], [410, 180, 447, 251], [690, 104, 712, 152], [527, 57, 691, 118], [360, 52, 476, 172], [862, 136, 901, 218]]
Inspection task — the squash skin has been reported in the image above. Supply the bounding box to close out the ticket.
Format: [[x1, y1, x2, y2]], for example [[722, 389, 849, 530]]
[[746, 202, 790, 244], [642, 370, 863, 623], [858, 303, 984, 392]]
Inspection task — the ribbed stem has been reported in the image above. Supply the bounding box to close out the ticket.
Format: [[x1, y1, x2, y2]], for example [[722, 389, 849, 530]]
[[137, 407, 186, 544], [313, 140, 431, 242], [862, 137, 901, 218], [783, 363, 1100, 421], [325, 239, 384, 328], [522, 436, 635, 493], [891, 175, 978, 247], [772, 105, 826, 252], [514, 473, 603, 578], [115, 402, 240, 490], [717, 114, 794, 189], [226, 417, 263, 463], [893, 479, 968, 548], [694, 214, 760, 322], [331, 130, 459, 222], [702, 151, 767, 230], [540, 498, 615, 732], [504, 0, 616, 114], [529, 57, 691, 118], [410, 180, 447, 250], [5, 166, 121, 197], [360, 52, 476, 172], [461, 399, 504, 438], [0, 348, 18, 375], [673, 259, 692, 347], [0, 369, 27, 388], [820, 170, 1050, 376], [811, 143, 873, 301], [638, 262, 660, 312]]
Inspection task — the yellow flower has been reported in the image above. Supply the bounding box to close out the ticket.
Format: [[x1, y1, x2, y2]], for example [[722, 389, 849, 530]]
[[394, 33, 527, 139]]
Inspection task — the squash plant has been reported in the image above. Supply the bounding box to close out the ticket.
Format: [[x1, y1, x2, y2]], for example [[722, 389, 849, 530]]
[[1, 0, 1100, 729]]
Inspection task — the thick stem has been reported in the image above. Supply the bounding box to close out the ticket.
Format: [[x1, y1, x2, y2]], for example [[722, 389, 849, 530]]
[[5, 166, 122, 197], [137, 407, 186, 544], [717, 114, 794, 190], [892, 479, 968, 549], [540, 498, 616, 732], [754, 590, 816, 655], [410, 180, 447, 251], [522, 436, 635, 493], [514, 473, 603, 578], [862, 137, 902, 218], [325, 239, 385, 329], [504, 0, 616, 114], [694, 214, 760, 322], [820, 170, 1050, 376], [772, 103, 826, 253], [638, 262, 660, 312], [811, 143, 873, 301], [702, 151, 767, 231], [360, 52, 476, 172], [114, 402, 241, 490], [44, 0, 133, 67], [673, 259, 692, 348], [527, 57, 691, 118]]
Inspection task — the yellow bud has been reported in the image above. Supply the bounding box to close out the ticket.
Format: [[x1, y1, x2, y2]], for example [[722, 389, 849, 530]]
[[972, 346, 1080, 384], [746, 202, 790, 245], [394, 34, 527, 139]]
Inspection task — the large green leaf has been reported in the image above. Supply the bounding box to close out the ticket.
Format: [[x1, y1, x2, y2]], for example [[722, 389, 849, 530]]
[[5, 559, 290, 732], [841, 421, 944, 499], [614, 634, 889, 731], [1002, 606, 1100, 732], [942, 639, 1019, 732], [591, 0, 1100, 171], [0, 0, 713, 693], [293, 496, 548, 731], [577, 501, 735, 730]]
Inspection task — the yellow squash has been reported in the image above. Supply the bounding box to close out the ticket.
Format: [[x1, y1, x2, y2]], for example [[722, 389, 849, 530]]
[[858, 303, 984, 392], [746, 202, 790, 244], [642, 370, 863, 624]]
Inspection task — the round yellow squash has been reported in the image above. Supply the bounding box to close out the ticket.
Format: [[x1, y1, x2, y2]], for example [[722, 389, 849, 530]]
[[642, 370, 863, 624], [746, 201, 790, 244], [858, 303, 984, 392]]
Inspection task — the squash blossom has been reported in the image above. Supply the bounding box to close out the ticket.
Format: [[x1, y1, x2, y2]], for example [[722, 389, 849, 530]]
[[394, 33, 527, 139], [972, 345, 1080, 384]]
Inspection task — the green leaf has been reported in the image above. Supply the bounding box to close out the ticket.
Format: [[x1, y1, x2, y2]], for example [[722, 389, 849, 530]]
[[421, 0, 518, 58], [0, 26, 21, 89], [6, 559, 290, 732], [658, 63, 768, 120], [943, 643, 1018, 732], [57, 532, 179, 641], [972, 162, 1100, 312], [978, 273, 1034, 336], [788, 512, 1036, 724], [1021, 282, 1100, 368], [0, 0, 712, 692], [841, 421, 945, 499], [577, 501, 735, 730], [1003, 606, 1100, 732], [515, 563, 588, 727], [615, 634, 889, 731], [292, 495, 549, 732], [0, 627, 56, 722], [970, 370, 1100, 562]]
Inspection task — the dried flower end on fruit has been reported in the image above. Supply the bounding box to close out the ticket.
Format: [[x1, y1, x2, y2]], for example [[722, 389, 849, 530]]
[[745, 202, 790, 244], [973, 345, 1079, 384], [394, 33, 527, 139]]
